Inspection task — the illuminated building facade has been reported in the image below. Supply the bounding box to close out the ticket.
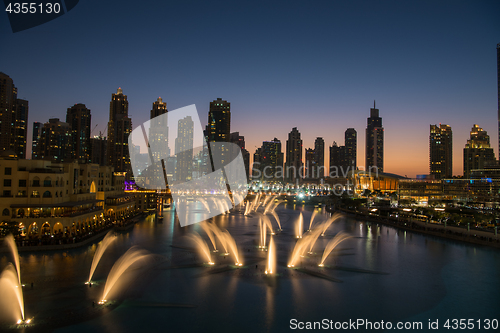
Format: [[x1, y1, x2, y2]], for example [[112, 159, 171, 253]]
[[430, 124, 452, 179]]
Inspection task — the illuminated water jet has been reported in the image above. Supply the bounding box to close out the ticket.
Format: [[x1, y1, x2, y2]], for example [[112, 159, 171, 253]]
[[0, 263, 24, 322], [295, 212, 304, 239], [270, 210, 282, 230], [308, 210, 318, 231], [259, 217, 267, 249], [187, 232, 214, 264], [265, 236, 276, 275], [100, 246, 154, 303], [318, 232, 352, 266], [321, 213, 342, 236], [222, 230, 242, 266], [88, 231, 117, 283], [201, 221, 218, 252], [4, 235, 21, 285]]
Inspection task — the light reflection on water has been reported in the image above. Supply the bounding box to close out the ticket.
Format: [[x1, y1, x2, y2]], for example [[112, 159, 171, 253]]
[[0, 207, 499, 332]]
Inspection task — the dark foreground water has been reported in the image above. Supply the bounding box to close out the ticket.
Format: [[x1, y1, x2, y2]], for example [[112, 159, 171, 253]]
[[1, 207, 499, 332]]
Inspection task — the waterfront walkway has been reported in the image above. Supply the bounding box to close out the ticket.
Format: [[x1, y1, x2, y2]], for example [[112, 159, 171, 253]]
[[334, 208, 500, 248], [1, 213, 148, 253]]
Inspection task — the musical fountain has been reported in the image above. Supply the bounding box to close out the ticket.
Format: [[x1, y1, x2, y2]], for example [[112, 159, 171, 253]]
[[295, 212, 304, 238], [318, 231, 352, 267], [187, 232, 214, 265], [99, 246, 154, 304], [0, 235, 30, 325], [88, 231, 117, 283], [308, 209, 318, 231], [265, 236, 276, 275]]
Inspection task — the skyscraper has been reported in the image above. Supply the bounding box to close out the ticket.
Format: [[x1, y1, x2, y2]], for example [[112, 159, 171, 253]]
[[0, 72, 29, 159], [252, 147, 262, 180], [463, 124, 495, 178], [66, 103, 91, 163], [305, 148, 315, 179], [175, 116, 194, 182], [430, 124, 452, 179], [32, 121, 42, 160], [344, 128, 357, 170], [90, 135, 107, 166], [38, 118, 72, 162], [329, 142, 347, 177], [107, 88, 132, 174], [365, 101, 383, 172], [260, 138, 283, 181], [230, 132, 250, 180], [285, 127, 303, 182], [148, 97, 169, 161], [207, 98, 230, 142], [314, 137, 325, 178]]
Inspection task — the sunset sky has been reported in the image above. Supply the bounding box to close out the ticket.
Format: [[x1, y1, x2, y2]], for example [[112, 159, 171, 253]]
[[1, 0, 499, 178]]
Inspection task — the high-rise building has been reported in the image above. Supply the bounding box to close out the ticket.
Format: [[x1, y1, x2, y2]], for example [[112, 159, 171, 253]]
[[314, 137, 325, 178], [430, 124, 452, 179], [32, 122, 42, 160], [207, 98, 230, 142], [463, 124, 495, 178], [230, 132, 250, 180], [365, 101, 384, 172], [305, 148, 316, 179], [285, 127, 303, 181], [148, 97, 169, 161], [0, 72, 29, 159], [260, 138, 283, 181], [344, 128, 357, 170], [90, 135, 107, 166], [38, 118, 72, 162], [106, 88, 132, 174], [252, 147, 262, 180], [175, 116, 194, 182], [66, 103, 91, 163], [329, 142, 347, 177]]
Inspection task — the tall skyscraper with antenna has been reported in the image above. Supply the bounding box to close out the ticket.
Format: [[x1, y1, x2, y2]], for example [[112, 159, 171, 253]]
[[365, 101, 383, 172]]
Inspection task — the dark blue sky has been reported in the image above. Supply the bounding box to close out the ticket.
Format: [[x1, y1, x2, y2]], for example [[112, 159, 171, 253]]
[[2, 0, 499, 177]]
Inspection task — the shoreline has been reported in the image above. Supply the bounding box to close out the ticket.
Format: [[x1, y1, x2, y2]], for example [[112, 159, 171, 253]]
[[335, 208, 500, 249], [0, 213, 149, 253]]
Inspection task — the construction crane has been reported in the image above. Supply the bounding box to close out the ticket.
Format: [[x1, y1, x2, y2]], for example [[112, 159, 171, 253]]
[[90, 124, 98, 136]]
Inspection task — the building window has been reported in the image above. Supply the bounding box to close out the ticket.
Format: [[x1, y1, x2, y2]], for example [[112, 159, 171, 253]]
[[4, 167, 11, 175], [2, 208, 9, 216], [43, 191, 51, 198], [19, 179, 26, 187], [4, 179, 11, 187], [3, 190, 11, 197], [31, 190, 39, 198]]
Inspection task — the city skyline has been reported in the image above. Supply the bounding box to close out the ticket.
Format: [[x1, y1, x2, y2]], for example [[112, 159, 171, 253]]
[[1, 1, 499, 178]]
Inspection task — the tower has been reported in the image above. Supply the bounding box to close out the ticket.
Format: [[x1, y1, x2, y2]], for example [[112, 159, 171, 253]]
[[285, 127, 303, 182], [0, 72, 29, 158], [463, 124, 495, 178], [32, 122, 42, 160], [66, 103, 91, 163], [365, 101, 383, 172], [430, 124, 452, 179], [148, 97, 169, 161], [207, 98, 230, 142], [106, 88, 132, 174], [344, 128, 357, 171], [314, 137, 325, 178]]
